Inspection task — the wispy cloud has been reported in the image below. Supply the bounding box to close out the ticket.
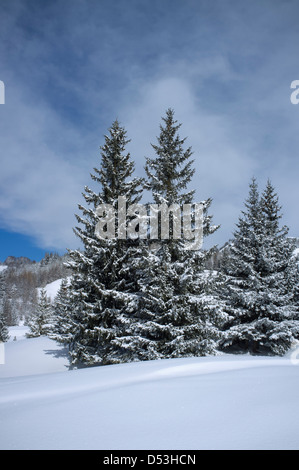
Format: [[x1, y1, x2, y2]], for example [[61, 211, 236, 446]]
[[0, 0, 299, 253]]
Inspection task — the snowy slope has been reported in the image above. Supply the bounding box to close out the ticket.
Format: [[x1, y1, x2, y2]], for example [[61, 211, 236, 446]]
[[37, 278, 66, 301], [1, 327, 299, 450]]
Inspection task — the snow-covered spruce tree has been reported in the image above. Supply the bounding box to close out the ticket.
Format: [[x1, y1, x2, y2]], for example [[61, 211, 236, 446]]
[[0, 271, 5, 307], [0, 313, 9, 342], [3, 284, 19, 326], [114, 108, 227, 360], [0, 273, 9, 342], [65, 120, 144, 366], [26, 288, 53, 338], [50, 278, 73, 343], [220, 178, 299, 355]]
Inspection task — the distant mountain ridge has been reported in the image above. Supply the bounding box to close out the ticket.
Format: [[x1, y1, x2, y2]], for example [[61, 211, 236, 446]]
[[0, 252, 70, 325], [3, 256, 36, 268]]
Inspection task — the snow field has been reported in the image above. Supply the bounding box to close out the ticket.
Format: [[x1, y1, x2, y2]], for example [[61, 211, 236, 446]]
[[37, 278, 66, 301], [1, 326, 299, 450]]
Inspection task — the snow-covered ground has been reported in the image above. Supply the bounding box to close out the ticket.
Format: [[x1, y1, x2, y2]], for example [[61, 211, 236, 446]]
[[1, 325, 299, 450]]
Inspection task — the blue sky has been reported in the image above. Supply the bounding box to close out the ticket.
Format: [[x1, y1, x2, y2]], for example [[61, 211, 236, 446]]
[[0, 0, 299, 262]]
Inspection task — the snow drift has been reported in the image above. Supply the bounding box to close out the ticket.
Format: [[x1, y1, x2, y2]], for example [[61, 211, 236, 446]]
[[0, 326, 299, 450]]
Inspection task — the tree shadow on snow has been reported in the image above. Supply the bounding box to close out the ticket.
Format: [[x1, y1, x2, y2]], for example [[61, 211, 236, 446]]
[[43, 342, 72, 370]]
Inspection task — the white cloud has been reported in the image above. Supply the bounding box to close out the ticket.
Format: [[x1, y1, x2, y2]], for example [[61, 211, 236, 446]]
[[1, 0, 299, 254], [121, 75, 258, 246], [0, 84, 94, 250]]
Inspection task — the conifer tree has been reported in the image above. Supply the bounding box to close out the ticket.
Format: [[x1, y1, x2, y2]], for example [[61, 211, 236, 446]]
[[50, 278, 72, 343], [26, 288, 53, 338], [115, 109, 227, 360], [0, 313, 9, 343], [145, 108, 195, 207], [0, 273, 9, 343], [0, 271, 5, 308], [220, 178, 299, 355], [65, 120, 144, 366], [3, 285, 19, 326]]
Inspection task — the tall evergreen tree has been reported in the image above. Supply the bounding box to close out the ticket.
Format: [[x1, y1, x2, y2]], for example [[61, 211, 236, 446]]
[[145, 108, 195, 207], [3, 284, 19, 326], [26, 288, 53, 338], [114, 109, 227, 360], [0, 313, 9, 343], [0, 273, 9, 343], [50, 278, 72, 343], [220, 178, 299, 355], [65, 120, 144, 366]]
